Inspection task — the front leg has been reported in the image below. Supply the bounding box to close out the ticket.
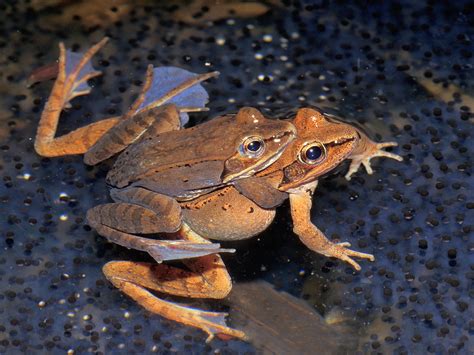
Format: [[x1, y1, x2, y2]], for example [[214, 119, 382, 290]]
[[345, 130, 403, 180], [289, 182, 374, 271]]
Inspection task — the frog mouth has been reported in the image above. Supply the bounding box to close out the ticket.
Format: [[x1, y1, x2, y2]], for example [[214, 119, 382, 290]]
[[222, 129, 296, 184]]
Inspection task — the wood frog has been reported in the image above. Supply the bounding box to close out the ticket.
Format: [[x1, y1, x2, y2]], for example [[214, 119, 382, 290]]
[[228, 107, 402, 268], [34, 38, 295, 264], [98, 108, 402, 341], [34, 38, 402, 342]]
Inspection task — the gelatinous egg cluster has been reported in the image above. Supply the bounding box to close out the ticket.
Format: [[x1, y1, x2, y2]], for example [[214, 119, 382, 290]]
[[0, 1, 472, 353]]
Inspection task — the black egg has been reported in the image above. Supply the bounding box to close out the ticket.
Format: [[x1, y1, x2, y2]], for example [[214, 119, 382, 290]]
[[306, 146, 322, 161], [247, 140, 262, 152]]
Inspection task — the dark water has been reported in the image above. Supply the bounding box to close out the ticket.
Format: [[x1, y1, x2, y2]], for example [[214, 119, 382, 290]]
[[0, 1, 472, 353]]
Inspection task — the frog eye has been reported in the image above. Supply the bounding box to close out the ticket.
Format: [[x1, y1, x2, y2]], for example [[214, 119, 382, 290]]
[[239, 136, 265, 158], [298, 141, 326, 165]]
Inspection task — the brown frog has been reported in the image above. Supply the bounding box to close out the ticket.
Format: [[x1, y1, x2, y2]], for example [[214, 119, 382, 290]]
[[34, 38, 295, 265], [99, 108, 402, 341], [34, 38, 402, 342]]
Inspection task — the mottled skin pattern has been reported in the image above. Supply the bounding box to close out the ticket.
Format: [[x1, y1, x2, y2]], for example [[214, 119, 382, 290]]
[[186, 108, 402, 271], [84, 103, 295, 271], [34, 38, 294, 342], [105, 106, 295, 195], [34, 39, 402, 342]]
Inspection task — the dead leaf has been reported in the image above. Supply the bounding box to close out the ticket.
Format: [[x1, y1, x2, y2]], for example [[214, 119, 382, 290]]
[[225, 281, 357, 354]]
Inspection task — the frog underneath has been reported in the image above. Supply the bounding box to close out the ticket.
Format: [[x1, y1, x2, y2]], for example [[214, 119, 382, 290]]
[[34, 38, 295, 265], [34, 38, 402, 342]]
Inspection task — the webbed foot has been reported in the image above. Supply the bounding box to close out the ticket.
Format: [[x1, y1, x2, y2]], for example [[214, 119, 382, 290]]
[[168, 304, 247, 343], [34, 37, 120, 157], [92, 222, 234, 263], [146, 239, 235, 263]]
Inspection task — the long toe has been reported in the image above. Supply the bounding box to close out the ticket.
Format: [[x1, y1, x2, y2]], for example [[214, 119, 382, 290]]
[[331, 243, 375, 271]]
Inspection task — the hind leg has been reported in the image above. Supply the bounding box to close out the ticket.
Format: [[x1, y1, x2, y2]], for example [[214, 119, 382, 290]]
[[35, 38, 217, 158], [103, 224, 245, 342], [83, 104, 181, 165], [87, 187, 234, 263], [34, 38, 120, 156]]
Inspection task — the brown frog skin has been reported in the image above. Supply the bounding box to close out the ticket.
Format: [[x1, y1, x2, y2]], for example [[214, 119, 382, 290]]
[[184, 107, 363, 239], [34, 38, 402, 343], [84, 105, 295, 270], [100, 108, 402, 342], [104, 106, 295, 199], [33, 38, 294, 318], [228, 108, 401, 269]]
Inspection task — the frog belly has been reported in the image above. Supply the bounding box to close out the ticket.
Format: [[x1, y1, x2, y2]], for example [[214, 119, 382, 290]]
[[181, 187, 276, 241]]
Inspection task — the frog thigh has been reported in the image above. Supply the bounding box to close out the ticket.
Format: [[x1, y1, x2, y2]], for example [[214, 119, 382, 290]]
[[86, 201, 232, 263], [87, 201, 180, 234], [90, 187, 184, 233], [84, 104, 181, 165]]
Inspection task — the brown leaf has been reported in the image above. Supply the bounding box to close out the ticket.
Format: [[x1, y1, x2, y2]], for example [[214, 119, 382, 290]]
[[225, 281, 357, 354]]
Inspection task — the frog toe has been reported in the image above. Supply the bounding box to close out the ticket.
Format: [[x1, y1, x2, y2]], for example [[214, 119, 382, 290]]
[[60, 38, 108, 106], [336, 241, 351, 247], [341, 251, 374, 271], [362, 159, 374, 175], [327, 243, 375, 271], [377, 141, 398, 148], [372, 142, 402, 160], [374, 150, 404, 162], [338, 254, 363, 271], [344, 160, 363, 180]]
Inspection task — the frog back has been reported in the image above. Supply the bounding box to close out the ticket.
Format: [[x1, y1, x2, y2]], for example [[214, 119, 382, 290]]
[[106, 115, 237, 192]]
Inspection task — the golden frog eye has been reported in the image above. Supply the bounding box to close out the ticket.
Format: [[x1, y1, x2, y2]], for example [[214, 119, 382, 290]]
[[298, 141, 326, 165], [239, 136, 266, 158]]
